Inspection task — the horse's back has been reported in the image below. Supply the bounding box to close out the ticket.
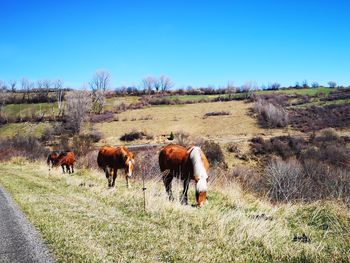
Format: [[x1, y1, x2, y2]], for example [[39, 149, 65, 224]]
[[159, 144, 188, 172], [97, 146, 129, 170]]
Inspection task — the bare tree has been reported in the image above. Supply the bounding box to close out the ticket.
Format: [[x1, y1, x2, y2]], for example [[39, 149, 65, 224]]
[[9, 80, 16, 92], [142, 76, 156, 94], [268, 82, 281, 90], [54, 79, 64, 116], [65, 90, 92, 133], [311, 82, 319, 88], [302, 80, 309, 88], [21, 78, 34, 102], [89, 70, 111, 93], [159, 75, 173, 92], [328, 81, 337, 88], [89, 70, 111, 114]]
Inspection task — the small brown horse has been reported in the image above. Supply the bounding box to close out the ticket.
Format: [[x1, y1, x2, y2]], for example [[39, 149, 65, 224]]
[[97, 146, 135, 188], [47, 151, 76, 174], [57, 152, 76, 174], [159, 144, 209, 207]]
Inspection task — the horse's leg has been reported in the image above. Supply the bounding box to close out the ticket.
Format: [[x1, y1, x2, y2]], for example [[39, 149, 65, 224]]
[[125, 172, 130, 188], [163, 172, 174, 201], [61, 165, 65, 173], [66, 165, 71, 174], [181, 178, 190, 205], [105, 168, 112, 187], [71, 164, 74, 173], [112, 169, 117, 187]]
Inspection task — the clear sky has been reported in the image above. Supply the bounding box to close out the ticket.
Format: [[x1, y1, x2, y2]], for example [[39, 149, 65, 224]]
[[1, 0, 349, 88]]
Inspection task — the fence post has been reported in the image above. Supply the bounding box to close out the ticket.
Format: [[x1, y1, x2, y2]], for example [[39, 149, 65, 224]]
[[141, 165, 147, 212]]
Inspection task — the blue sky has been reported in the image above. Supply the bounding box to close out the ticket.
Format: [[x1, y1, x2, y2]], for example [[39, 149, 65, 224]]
[[1, 0, 349, 88]]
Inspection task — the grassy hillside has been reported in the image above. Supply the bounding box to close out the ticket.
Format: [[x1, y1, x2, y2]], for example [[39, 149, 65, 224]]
[[96, 100, 287, 145], [0, 161, 349, 262]]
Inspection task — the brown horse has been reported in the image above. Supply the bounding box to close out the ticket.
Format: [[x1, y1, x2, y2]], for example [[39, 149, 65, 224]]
[[57, 152, 76, 174], [47, 151, 76, 173], [97, 146, 135, 188], [159, 144, 209, 207]]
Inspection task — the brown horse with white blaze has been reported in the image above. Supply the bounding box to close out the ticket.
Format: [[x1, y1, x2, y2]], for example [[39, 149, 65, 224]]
[[97, 146, 135, 188], [159, 144, 209, 207]]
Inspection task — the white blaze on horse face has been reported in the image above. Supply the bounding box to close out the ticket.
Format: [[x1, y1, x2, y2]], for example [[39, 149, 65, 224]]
[[128, 160, 133, 177], [190, 147, 208, 193]]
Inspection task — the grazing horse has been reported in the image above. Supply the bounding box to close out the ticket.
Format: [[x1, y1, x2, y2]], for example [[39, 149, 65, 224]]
[[159, 144, 209, 207], [97, 146, 135, 188], [57, 152, 76, 174], [47, 151, 62, 170], [47, 151, 76, 173]]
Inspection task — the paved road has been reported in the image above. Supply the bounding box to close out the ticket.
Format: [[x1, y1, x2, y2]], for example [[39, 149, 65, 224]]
[[0, 187, 54, 263]]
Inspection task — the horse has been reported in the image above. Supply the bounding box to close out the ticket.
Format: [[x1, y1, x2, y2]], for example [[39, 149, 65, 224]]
[[47, 151, 64, 170], [159, 144, 209, 207], [47, 151, 76, 174], [57, 151, 76, 174], [97, 146, 135, 188]]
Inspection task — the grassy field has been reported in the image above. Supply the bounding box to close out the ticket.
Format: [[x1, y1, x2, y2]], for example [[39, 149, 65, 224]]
[[0, 122, 50, 137], [3, 102, 58, 118], [0, 161, 349, 262], [256, 87, 334, 96], [95, 100, 286, 145]]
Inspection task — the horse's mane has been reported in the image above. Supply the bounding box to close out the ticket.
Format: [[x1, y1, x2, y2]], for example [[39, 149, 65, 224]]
[[188, 146, 208, 192]]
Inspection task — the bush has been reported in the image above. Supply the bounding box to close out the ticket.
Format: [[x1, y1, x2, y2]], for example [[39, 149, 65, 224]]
[[199, 140, 226, 167], [71, 134, 95, 156], [120, 130, 153, 142], [89, 111, 115, 123], [203, 111, 230, 118], [263, 158, 350, 203], [0, 135, 49, 161], [253, 99, 289, 128]]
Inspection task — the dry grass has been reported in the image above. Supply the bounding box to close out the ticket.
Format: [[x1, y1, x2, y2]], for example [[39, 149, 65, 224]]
[[0, 161, 349, 262], [96, 101, 286, 145]]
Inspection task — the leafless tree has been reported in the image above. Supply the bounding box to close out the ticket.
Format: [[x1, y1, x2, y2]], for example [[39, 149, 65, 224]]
[[89, 70, 111, 93], [42, 79, 51, 90], [89, 70, 111, 114], [9, 80, 16, 92], [159, 75, 173, 92], [311, 82, 319, 88], [142, 76, 156, 94], [54, 79, 64, 116], [268, 82, 281, 90], [328, 81, 337, 88], [65, 90, 92, 133]]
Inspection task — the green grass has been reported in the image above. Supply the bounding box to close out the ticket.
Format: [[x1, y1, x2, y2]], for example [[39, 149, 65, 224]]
[[3, 102, 58, 118], [0, 122, 50, 137], [0, 161, 349, 262], [256, 87, 334, 96]]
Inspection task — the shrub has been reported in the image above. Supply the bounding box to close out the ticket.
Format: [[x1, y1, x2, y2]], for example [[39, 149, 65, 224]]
[[71, 134, 95, 156], [203, 111, 230, 118], [0, 135, 49, 161], [174, 131, 190, 146], [253, 99, 289, 128], [89, 111, 115, 123], [264, 158, 303, 201], [199, 140, 226, 167], [120, 130, 153, 142]]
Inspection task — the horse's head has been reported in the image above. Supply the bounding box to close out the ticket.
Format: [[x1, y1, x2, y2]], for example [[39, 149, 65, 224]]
[[123, 152, 135, 178], [195, 177, 208, 207], [189, 146, 209, 207]]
